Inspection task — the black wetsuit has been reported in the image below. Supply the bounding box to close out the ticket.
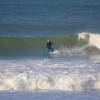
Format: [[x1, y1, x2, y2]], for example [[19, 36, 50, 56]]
[[47, 41, 54, 52]]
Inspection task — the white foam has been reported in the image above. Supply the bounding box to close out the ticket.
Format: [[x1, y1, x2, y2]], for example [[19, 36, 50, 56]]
[[78, 32, 90, 40], [49, 47, 87, 57], [78, 32, 100, 50], [0, 58, 99, 92], [0, 72, 100, 91], [49, 50, 61, 55]]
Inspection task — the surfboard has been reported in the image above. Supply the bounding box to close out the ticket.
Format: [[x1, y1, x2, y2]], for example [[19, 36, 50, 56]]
[[49, 50, 61, 55]]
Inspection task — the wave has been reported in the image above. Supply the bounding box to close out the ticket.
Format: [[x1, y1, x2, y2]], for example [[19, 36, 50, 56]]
[[0, 71, 100, 92], [78, 32, 100, 49], [0, 35, 80, 56], [50, 45, 100, 57], [0, 58, 99, 92], [0, 32, 100, 56], [49, 32, 100, 56], [54, 32, 100, 56]]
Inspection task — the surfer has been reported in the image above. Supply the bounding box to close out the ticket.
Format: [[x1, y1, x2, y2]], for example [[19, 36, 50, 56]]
[[46, 40, 54, 52]]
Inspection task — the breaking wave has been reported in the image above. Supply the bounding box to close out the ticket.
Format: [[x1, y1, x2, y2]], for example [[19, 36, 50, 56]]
[[0, 58, 99, 92], [0, 72, 100, 92], [49, 45, 100, 56], [0, 32, 100, 57], [78, 32, 100, 50], [51, 32, 100, 56]]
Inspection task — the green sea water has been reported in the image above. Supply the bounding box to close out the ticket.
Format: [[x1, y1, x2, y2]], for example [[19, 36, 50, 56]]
[[0, 35, 88, 56]]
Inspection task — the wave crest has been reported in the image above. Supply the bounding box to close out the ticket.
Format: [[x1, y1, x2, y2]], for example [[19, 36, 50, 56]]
[[78, 32, 100, 50]]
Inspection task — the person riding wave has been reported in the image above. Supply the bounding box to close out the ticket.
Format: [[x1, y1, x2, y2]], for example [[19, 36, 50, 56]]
[[46, 40, 55, 52]]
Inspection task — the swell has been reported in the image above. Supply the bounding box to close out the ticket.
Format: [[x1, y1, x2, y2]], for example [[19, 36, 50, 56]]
[[0, 35, 83, 56], [0, 32, 100, 56]]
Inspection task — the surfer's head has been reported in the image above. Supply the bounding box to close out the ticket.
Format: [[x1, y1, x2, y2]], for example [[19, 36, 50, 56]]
[[47, 40, 50, 42]]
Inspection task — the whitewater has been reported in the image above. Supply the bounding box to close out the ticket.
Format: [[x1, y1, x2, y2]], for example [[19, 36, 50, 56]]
[[0, 57, 100, 91]]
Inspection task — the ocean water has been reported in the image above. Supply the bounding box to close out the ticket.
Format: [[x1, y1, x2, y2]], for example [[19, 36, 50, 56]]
[[0, 33, 99, 100], [0, 0, 100, 100], [0, 0, 100, 37]]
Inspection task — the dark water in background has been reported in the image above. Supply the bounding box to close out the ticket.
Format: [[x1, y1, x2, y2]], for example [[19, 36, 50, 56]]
[[0, 0, 100, 37]]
